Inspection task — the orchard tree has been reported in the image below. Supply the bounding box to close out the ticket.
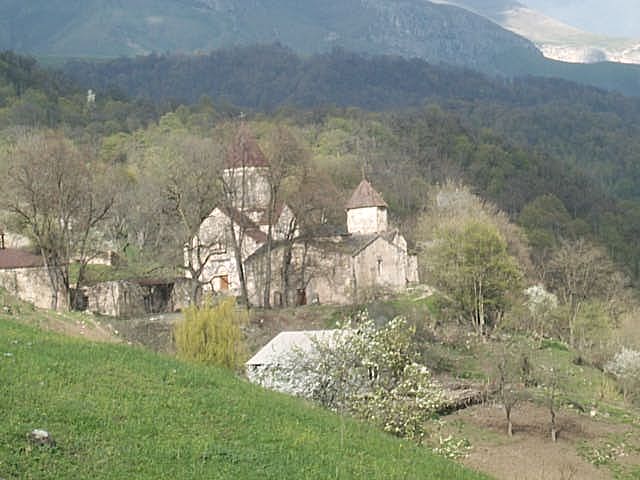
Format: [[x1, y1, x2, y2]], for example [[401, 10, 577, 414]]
[[494, 347, 529, 437]]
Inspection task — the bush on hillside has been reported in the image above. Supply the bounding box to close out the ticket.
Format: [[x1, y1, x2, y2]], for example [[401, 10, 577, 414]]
[[174, 297, 248, 370], [605, 348, 640, 403]]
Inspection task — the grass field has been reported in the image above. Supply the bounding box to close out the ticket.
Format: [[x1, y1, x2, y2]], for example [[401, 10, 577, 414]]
[[0, 317, 489, 479]]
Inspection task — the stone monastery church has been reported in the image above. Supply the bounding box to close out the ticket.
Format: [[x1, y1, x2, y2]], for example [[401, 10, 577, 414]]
[[188, 126, 418, 306]]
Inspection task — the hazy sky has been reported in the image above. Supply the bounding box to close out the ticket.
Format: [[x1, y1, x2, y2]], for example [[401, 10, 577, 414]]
[[523, 0, 640, 37]]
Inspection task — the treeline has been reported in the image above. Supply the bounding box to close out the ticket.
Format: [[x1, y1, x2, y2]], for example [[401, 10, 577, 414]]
[[62, 44, 640, 112]]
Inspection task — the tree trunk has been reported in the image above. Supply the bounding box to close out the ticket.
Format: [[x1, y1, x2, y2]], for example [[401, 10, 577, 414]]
[[228, 222, 249, 309], [281, 242, 293, 307], [263, 193, 276, 308]]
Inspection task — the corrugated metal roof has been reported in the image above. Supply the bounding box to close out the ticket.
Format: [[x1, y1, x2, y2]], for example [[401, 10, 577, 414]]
[[0, 248, 44, 269], [246, 330, 339, 366], [345, 179, 388, 209]]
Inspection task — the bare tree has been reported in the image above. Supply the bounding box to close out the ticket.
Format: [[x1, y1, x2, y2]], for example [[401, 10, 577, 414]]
[[3, 131, 113, 310], [547, 239, 627, 347], [218, 124, 257, 308], [261, 126, 308, 308], [494, 348, 527, 437], [163, 135, 225, 304]]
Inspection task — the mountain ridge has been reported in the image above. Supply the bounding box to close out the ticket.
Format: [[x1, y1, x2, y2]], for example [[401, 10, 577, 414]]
[[4, 1, 640, 96], [432, 0, 640, 64]]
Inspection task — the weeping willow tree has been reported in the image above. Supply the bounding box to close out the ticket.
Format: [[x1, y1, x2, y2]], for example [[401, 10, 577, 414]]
[[174, 297, 248, 370]]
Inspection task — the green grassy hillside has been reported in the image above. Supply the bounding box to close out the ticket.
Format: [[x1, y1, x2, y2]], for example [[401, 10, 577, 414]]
[[0, 317, 488, 479]]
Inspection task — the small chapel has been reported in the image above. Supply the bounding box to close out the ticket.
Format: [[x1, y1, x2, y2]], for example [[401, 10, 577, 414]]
[[188, 126, 418, 306]]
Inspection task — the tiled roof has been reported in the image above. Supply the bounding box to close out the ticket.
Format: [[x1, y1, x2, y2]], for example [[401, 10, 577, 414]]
[[245, 231, 401, 263], [225, 124, 269, 168], [345, 179, 388, 209], [0, 248, 44, 269]]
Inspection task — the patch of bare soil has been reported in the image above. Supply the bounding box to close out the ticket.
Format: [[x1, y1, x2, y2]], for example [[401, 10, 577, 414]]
[[27, 311, 121, 343], [445, 402, 635, 480]]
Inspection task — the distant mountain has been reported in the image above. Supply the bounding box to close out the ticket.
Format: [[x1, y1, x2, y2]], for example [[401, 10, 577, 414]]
[[0, 0, 540, 75], [432, 0, 640, 64], [4, 1, 640, 96]]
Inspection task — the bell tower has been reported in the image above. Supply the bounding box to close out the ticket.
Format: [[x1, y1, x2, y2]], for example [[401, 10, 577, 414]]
[[345, 179, 388, 235]]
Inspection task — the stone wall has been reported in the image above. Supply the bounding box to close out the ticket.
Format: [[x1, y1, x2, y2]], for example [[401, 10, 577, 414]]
[[245, 242, 355, 307], [0, 266, 57, 310], [84, 281, 147, 317], [353, 237, 406, 298], [347, 206, 388, 235], [84, 280, 186, 317], [222, 166, 270, 210]]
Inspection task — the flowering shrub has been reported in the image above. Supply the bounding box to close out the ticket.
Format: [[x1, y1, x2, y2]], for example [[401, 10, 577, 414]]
[[356, 362, 444, 442], [523, 284, 558, 341], [432, 434, 472, 460], [605, 348, 640, 401], [260, 311, 445, 441]]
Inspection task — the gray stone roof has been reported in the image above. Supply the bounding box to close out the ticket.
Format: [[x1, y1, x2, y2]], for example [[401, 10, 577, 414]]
[[245, 230, 401, 264], [345, 179, 388, 210]]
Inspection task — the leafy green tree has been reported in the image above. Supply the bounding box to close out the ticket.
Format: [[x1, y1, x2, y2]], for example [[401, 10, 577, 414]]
[[427, 221, 522, 336], [518, 194, 572, 261], [174, 297, 248, 370]]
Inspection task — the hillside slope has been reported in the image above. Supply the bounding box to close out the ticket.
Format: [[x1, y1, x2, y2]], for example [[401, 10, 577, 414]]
[[0, 317, 488, 479]]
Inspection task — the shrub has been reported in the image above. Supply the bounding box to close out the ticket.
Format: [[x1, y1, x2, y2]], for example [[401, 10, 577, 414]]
[[174, 297, 248, 370], [605, 348, 640, 403]]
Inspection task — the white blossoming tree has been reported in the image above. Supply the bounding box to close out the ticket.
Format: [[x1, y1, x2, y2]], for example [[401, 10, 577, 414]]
[[524, 284, 558, 344], [605, 348, 640, 402], [259, 312, 445, 442]]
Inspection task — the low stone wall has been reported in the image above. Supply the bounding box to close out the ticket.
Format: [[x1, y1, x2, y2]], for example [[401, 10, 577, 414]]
[[0, 266, 57, 310], [171, 277, 195, 311], [83, 278, 192, 317]]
